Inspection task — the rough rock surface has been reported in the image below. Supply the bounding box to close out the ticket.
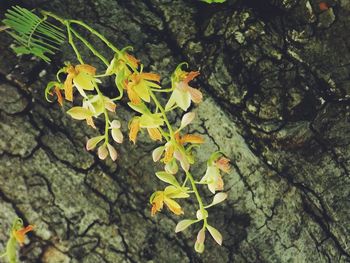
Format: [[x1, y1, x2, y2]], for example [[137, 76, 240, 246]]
[[0, 0, 349, 262]]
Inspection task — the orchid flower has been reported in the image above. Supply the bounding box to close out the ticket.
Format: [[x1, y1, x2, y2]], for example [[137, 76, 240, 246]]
[[165, 64, 203, 111], [64, 64, 100, 101], [150, 186, 189, 216]]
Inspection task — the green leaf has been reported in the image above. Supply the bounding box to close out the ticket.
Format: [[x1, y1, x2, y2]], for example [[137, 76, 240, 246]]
[[155, 171, 180, 187], [3, 6, 65, 63]]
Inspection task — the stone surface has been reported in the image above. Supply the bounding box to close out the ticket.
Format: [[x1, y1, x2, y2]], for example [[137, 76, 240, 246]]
[[0, 0, 349, 262]]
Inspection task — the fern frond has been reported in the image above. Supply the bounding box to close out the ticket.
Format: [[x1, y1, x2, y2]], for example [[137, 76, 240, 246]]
[[2, 6, 65, 62]]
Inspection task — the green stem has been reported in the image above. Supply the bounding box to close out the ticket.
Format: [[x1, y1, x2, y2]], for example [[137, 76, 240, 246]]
[[41, 11, 65, 24], [0, 252, 6, 258], [186, 171, 207, 226], [70, 28, 109, 66], [69, 20, 120, 53], [149, 90, 174, 137], [150, 87, 173, 93], [66, 22, 84, 64], [94, 85, 110, 144]]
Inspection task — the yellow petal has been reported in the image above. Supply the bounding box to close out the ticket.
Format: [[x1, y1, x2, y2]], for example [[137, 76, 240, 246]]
[[164, 197, 184, 215], [127, 86, 141, 104], [163, 143, 175, 164], [180, 134, 204, 144], [147, 128, 162, 141], [54, 86, 63, 106], [75, 64, 96, 75], [141, 72, 160, 82], [64, 74, 74, 101], [129, 118, 141, 144], [151, 192, 164, 216], [86, 116, 96, 129]]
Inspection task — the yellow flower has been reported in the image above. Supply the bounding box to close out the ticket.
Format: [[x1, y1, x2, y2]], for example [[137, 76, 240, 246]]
[[125, 72, 161, 104], [13, 225, 34, 246], [165, 65, 202, 111], [128, 103, 165, 143], [64, 64, 97, 101], [150, 186, 189, 216]]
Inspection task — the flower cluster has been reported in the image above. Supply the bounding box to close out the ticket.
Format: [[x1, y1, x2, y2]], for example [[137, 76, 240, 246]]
[[38, 12, 231, 253]]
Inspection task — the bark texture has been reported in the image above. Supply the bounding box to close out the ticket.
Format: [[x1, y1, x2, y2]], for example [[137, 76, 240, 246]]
[[0, 0, 349, 262]]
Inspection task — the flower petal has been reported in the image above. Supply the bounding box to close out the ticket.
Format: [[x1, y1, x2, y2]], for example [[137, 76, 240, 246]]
[[152, 146, 165, 162], [207, 225, 223, 246], [133, 81, 151, 102], [98, 145, 108, 160], [174, 150, 190, 171], [180, 134, 204, 144], [67, 107, 93, 120], [112, 128, 124, 144], [175, 219, 197, 233], [164, 197, 184, 215], [64, 74, 74, 101], [188, 87, 203, 104], [196, 228, 206, 244], [107, 143, 118, 161], [86, 136, 104, 151], [209, 192, 228, 207], [111, 120, 121, 129], [141, 72, 160, 82], [173, 88, 191, 111], [155, 171, 180, 187], [180, 112, 195, 129], [147, 128, 162, 141], [129, 118, 140, 144], [165, 159, 178, 174]]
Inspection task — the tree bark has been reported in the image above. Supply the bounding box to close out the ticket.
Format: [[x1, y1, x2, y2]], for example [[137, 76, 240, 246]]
[[0, 0, 349, 262]]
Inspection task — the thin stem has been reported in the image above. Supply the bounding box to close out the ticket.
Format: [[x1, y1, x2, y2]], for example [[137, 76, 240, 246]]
[[165, 105, 178, 112], [103, 110, 109, 143], [94, 85, 110, 144], [0, 252, 6, 258], [150, 87, 173, 93], [69, 20, 120, 53], [66, 22, 84, 64], [41, 11, 65, 24], [149, 90, 174, 137], [182, 174, 189, 187], [194, 181, 210, 185], [186, 171, 207, 226], [70, 28, 109, 66]]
